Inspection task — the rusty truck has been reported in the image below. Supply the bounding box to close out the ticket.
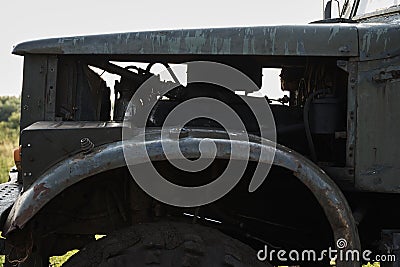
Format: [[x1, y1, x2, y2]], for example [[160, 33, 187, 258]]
[[0, 0, 400, 266]]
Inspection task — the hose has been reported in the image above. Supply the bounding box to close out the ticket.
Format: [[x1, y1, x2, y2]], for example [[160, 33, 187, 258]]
[[303, 89, 329, 162]]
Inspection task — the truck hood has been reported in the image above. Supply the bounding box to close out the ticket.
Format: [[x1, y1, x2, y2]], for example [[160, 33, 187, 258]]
[[12, 23, 400, 61], [13, 24, 359, 57]]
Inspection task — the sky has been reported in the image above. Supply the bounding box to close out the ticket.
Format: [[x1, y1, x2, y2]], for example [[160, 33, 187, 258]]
[[0, 0, 325, 97]]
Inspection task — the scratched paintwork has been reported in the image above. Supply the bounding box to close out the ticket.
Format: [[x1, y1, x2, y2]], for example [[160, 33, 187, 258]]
[[3, 128, 360, 267], [355, 55, 400, 192], [12, 25, 360, 57], [357, 24, 400, 60], [2, 3, 400, 263], [13, 23, 400, 62]]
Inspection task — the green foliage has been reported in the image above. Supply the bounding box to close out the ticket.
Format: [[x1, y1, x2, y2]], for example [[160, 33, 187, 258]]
[[7, 111, 20, 129], [0, 96, 20, 183], [49, 250, 79, 267], [0, 96, 20, 122]]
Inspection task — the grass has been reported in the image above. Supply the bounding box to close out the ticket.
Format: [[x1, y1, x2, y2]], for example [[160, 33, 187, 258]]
[[49, 250, 79, 267], [0, 122, 19, 183], [0, 96, 20, 183], [0, 250, 77, 267]]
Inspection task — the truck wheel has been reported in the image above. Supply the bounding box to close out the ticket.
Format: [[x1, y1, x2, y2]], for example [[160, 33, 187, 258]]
[[63, 221, 271, 267]]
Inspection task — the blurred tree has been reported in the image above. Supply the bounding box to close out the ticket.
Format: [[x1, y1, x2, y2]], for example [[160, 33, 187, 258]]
[[7, 111, 20, 129], [0, 96, 20, 122], [0, 96, 20, 183]]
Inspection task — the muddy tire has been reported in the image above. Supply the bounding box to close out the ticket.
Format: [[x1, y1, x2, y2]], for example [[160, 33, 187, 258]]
[[63, 221, 271, 267]]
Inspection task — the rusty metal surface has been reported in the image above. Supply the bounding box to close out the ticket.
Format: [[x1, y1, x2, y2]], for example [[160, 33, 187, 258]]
[[12, 25, 359, 57], [13, 24, 400, 62], [20, 121, 122, 188], [20, 55, 49, 130], [344, 60, 358, 169], [4, 128, 360, 266], [0, 178, 22, 230], [355, 55, 400, 192], [357, 23, 400, 61], [44, 56, 57, 121]]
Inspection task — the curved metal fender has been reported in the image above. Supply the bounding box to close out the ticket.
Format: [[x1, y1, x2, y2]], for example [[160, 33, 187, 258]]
[[4, 129, 360, 266]]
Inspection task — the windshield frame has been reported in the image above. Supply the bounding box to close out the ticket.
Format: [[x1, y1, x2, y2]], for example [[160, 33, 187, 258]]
[[349, 0, 400, 19], [341, 0, 359, 18]]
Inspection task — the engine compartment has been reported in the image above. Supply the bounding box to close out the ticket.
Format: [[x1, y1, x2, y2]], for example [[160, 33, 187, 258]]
[[55, 56, 349, 168]]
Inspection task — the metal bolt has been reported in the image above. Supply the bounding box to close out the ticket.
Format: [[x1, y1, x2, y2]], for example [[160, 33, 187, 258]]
[[337, 61, 347, 67], [339, 46, 350, 53], [81, 138, 94, 154]]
